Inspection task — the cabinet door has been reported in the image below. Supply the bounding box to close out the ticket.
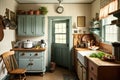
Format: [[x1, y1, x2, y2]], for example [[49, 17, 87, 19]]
[[83, 67, 87, 80], [35, 15, 45, 36], [30, 58, 44, 71], [77, 61, 83, 80], [18, 15, 27, 36], [26, 15, 36, 36], [19, 59, 31, 71]]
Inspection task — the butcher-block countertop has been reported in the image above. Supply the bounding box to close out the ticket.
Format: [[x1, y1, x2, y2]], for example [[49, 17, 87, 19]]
[[76, 48, 120, 66], [11, 48, 46, 52], [86, 56, 120, 66]]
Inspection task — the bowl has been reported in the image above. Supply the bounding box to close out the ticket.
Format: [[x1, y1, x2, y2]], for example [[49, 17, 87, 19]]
[[88, 46, 99, 50]]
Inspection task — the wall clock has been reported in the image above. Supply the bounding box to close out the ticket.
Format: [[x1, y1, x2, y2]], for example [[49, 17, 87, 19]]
[[56, 6, 64, 14]]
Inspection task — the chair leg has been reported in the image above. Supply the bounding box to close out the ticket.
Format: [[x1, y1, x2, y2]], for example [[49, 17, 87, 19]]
[[23, 73, 27, 80], [19, 75, 22, 80]]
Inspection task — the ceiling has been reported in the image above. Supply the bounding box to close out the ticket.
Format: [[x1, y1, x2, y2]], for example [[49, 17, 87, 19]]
[[16, 0, 95, 4]]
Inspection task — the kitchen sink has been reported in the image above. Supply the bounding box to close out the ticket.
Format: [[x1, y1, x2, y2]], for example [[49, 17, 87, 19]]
[[77, 50, 98, 67]]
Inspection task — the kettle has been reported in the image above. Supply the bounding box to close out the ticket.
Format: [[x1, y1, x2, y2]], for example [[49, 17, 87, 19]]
[[40, 39, 46, 48]]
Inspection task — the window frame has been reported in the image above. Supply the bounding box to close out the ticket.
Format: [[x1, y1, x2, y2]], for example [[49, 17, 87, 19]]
[[102, 15, 120, 43]]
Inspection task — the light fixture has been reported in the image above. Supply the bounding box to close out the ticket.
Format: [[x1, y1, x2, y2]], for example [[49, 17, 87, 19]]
[[56, 0, 64, 14]]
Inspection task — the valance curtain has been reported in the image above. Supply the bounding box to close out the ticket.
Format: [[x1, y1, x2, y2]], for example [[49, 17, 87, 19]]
[[99, 0, 118, 19]]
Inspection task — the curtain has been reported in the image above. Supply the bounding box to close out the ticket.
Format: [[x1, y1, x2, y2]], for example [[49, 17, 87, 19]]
[[99, 0, 118, 19]]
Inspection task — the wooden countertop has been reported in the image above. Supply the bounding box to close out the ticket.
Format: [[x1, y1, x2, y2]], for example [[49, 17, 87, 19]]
[[75, 48, 89, 51], [76, 48, 120, 66], [86, 56, 120, 66], [11, 48, 46, 52]]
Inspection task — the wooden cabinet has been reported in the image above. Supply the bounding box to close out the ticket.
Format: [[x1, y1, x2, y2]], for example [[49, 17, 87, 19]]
[[88, 60, 97, 80], [77, 60, 87, 80], [15, 51, 45, 74], [87, 56, 120, 80], [17, 15, 45, 36]]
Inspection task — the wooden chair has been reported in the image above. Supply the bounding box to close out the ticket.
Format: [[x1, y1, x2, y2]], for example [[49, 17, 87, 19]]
[[1, 51, 26, 80]]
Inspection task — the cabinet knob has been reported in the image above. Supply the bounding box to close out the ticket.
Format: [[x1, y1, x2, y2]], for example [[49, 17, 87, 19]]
[[91, 67, 94, 70], [28, 63, 33, 65], [21, 53, 25, 56], [35, 53, 38, 56], [90, 77, 93, 80]]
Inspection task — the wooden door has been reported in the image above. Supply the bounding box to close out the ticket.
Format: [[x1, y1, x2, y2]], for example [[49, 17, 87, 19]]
[[52, 20, 69, 68]]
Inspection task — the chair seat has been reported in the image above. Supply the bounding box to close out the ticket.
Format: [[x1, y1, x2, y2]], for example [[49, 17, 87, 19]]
[[10, 68, 26, 74]]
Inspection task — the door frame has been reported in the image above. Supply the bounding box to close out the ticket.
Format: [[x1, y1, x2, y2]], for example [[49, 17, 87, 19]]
[[48, 16, 73, 70]]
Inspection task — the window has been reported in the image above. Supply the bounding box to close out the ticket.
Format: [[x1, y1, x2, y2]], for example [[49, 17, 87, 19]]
[[104, 25, 118, 42], [102, 15, 119, 43], [55, 23, 66, 43]]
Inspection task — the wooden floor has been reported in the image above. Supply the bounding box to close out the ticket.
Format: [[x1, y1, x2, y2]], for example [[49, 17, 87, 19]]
[[26, 66, 77, 80]]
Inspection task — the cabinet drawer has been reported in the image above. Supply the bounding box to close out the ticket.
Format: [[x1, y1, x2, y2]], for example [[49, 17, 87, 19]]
[[19, 52, 43, 58], [19, 52, 31, 58], [88, 72, 97, 80], [88, 60, 97, 76], [31, 52, 43, 58]]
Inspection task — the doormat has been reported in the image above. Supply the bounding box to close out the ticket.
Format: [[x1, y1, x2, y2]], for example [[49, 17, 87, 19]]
[[63, 74, 78, 80]]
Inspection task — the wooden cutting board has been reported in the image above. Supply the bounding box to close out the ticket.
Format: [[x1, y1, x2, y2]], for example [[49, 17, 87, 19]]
[[0, 15, 4, 41]]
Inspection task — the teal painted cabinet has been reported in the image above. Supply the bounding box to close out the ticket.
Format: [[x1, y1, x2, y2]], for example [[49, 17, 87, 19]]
[[15, 51, 45, 74], [18, 15, 27, 36], [17, 15, 45, 36], [35, 15, 45, 36]]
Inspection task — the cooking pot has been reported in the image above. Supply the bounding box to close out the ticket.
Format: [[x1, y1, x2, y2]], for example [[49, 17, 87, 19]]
[[23, 40, 33, 48]]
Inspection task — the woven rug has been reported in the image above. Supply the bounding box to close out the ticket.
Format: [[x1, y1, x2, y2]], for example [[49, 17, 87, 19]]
[[63, 74, 78, 80]]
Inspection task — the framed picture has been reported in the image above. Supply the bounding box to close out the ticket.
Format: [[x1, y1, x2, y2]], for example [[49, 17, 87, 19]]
[[77, 16, 85, 27]]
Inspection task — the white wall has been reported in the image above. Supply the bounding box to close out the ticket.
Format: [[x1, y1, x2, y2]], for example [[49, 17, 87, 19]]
[[0, 0, 18, 79], [91, 0, 100, 19]]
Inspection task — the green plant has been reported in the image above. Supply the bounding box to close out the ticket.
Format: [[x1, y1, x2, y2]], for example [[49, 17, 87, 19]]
[[39, 6, 48, 15]]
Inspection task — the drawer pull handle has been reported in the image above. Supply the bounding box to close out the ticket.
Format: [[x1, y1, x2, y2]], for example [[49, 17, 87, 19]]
[[28, 63, 33, 65], [91, 67, 94, 70], [21, 53, 25, 56], [35, 53, 38, 56], [90, 77, 93, 80]]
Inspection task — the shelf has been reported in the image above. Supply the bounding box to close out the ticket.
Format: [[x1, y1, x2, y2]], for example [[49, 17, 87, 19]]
[[109, 9, 120, 18]]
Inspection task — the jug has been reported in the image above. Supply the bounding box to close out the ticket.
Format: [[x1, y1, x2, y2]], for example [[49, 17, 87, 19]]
[[40, 39, 46, 48]]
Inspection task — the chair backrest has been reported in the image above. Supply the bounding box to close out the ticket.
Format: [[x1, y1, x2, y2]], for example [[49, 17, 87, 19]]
[[1, 51, 18, 73]]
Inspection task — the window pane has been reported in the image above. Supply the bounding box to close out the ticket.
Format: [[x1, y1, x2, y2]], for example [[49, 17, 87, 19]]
[[55, 23, 66, 33], [102, 15, 119, 42], [55, 34, 66, 43], [105, 25, 118, 42]]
